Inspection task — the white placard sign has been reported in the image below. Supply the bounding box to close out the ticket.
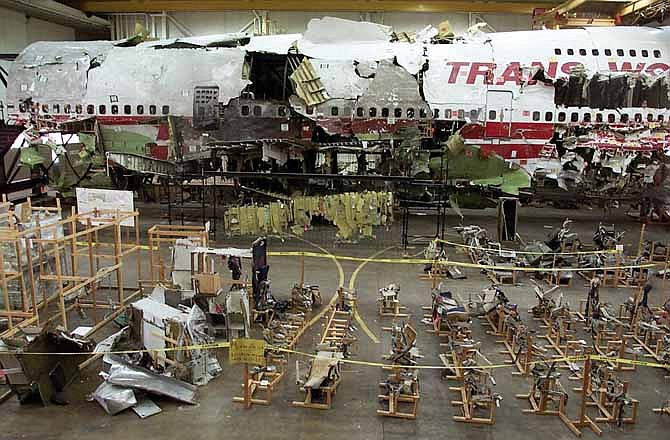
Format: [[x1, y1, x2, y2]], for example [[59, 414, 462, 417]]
[[76, 188, 135, 227]]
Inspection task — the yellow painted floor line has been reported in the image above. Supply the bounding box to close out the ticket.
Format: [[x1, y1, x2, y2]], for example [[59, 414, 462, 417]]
[[348, 246, 398, 344], [286, 235, 345, 330]]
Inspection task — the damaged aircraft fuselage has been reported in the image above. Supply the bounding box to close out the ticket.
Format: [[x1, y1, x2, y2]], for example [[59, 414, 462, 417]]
[[3, 18, 670, 206]]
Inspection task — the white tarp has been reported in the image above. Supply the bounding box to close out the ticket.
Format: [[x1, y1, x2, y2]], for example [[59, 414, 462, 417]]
[[76, 187, 134, 227]]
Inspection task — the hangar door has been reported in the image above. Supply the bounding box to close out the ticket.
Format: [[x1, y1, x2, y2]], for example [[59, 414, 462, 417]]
[[485, 90, 512, 138]]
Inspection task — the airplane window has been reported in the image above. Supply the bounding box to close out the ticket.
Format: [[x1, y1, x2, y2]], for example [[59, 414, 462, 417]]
[[630, 50, 636, 57], [545, 111, 552, 122], [75, 105, 83, 114], [634, 113, 642, 122], [137, 105, 144, 115], [53, 104, 60, 113], [608, 114, 615, 123], [306, 106, 314, 115], [583, 113, 591, 123], [42, 104, 49, 113], [64, 104, 71, 113], [149, 105, 157, 115], [592, 49, 599, 56], [111, 105, 119, 115], [554, 48, 561, 55], [99, 105, 106, 114], [558, 112, 566, 122], [658, 115, 665, 122], [394, 108, 402, 118], [253, 105, 262, 116], [570, 112, 578, 122], [488, 110, 496, 120], [356, 107, 363, 117], [445, 109, 452, 119], [654, 50, 661, 58], [458, 109, 465, 119], [241, 105, 250, 116], [596, 113, 603, 123], [620, 113, 629, 123], [124, 105, 131, 115], [567, 49, 574, 55], [87, 105, 94, 114], [647, 113, 654, 122], [382, 108, 389, 117], [162, 105, 170, 115], [532, 111, 540, 121], [579, 49, 586, 56], [605, 49, 612, 56], [469, 109, 478, 120], [330, 106, 339, 116], [278, 106, 287, 117], [642, 50, 649, 58], [433, 108, 440, 119], [616, 49, 624, 56], [369, 107, 377, 117], [419, 108, 427, 119]]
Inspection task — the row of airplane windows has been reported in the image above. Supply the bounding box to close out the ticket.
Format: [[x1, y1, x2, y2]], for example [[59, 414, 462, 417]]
[[489, 109, 667, 123], [22, 103, 170, 116], [24, 102, 669, 124], [554, 48, 662, 58]]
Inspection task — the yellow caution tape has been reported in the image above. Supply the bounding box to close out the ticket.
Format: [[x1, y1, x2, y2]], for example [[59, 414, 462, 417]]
[[266, 251, 657, 273], [10, 342, 668, 372], [435, 238, 621, 256]]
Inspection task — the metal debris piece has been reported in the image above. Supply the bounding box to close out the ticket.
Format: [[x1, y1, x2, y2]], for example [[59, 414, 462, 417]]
[[91, 381, 137, 415], [107, 361, 199, 405], [132, 397, 162, 418]]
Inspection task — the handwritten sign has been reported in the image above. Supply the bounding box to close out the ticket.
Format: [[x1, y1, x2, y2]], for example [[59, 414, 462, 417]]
[[229, 338, 265, 365]]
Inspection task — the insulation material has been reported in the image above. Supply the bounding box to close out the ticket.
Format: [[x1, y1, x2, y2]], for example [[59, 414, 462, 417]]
[[224, 202, 291, 237], [429, 136, 531, 195], [292, 191, 394, 242]]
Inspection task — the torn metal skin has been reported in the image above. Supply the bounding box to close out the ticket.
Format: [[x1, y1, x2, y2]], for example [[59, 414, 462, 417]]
[[3, 17, 670, 209]]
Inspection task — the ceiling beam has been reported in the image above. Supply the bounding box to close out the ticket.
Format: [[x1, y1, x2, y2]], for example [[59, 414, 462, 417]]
[[72, 0, 558, 15], [617, 0, 659, 16]]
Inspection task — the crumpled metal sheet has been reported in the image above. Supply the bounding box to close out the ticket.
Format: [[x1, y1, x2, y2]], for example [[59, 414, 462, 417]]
[[138, 33, 249, 49], [243, 34, 301, 54], [107, 361, 199, 404], [7, 41, 114, 102], [298, 17, 394, 62], [86, 47, 249, 115], [310, 59, 372, 100], [92, 381, 137, 415], [355, 60, 428, 113]]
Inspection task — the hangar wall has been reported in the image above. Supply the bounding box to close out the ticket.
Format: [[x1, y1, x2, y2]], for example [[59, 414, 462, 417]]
[[132, 10, 532, 39], [0, 6, 76, 53]]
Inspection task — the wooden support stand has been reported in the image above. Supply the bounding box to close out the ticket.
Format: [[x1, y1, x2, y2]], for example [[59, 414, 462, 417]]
[[233, 359, 285, 407], [516, 370, 581, 436], [377, 367, 420, 419], [292, 351, 343, 410]]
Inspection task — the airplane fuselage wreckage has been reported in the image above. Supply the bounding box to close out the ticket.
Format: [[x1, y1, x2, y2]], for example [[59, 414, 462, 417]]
[[3, 17, 670, 215]]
